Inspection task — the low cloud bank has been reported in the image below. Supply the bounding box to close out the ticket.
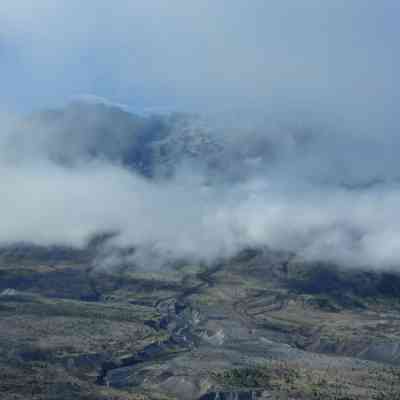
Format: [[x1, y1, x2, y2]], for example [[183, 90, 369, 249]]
[[0, 106, 400, 271], [0, 2, 399, 271]]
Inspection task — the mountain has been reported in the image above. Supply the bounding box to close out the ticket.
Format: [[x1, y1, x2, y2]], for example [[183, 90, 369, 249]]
[[2, 102, 400, 399], [9, 101, 318, 183], [9, 102, 225, 178]]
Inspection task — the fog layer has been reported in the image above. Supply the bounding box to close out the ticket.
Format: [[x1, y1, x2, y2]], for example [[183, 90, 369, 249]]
[[0, 2, 399, 269], [0, 103, 399, 270]]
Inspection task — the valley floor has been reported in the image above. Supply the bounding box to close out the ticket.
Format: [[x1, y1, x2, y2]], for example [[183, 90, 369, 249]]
[[1, 247, 400, 399]]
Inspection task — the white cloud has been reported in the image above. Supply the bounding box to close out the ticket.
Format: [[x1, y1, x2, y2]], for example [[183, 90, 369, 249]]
[[0, 2, 399, 270], [0, 146, 400, 270]]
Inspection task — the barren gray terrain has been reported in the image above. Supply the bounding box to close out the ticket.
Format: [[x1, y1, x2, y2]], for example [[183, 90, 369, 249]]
[[1, 245, 400, 399]]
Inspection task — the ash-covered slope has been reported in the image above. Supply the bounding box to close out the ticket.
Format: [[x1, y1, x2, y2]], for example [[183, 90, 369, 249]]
[[9, 101, 398, 188], [7, 101, 325, 183], [8, 102, 225, 178]]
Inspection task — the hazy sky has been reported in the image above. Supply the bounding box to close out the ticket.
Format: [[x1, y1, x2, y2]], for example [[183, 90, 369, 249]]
[[0, 2, 400, 270], [0, 1, 399, 123]]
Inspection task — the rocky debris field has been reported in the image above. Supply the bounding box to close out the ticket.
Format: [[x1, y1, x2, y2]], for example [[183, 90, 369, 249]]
[[1, 246, 400, 399]]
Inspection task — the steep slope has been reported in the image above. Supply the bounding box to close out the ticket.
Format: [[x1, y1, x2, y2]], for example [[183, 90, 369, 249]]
[[9, 103, 225, 178]]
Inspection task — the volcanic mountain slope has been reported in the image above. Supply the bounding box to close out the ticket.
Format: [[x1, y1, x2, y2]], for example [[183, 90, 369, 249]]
[[1, 245, 400, 399], [8, 102, 226, 178], [7, 101, 317, 183]]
